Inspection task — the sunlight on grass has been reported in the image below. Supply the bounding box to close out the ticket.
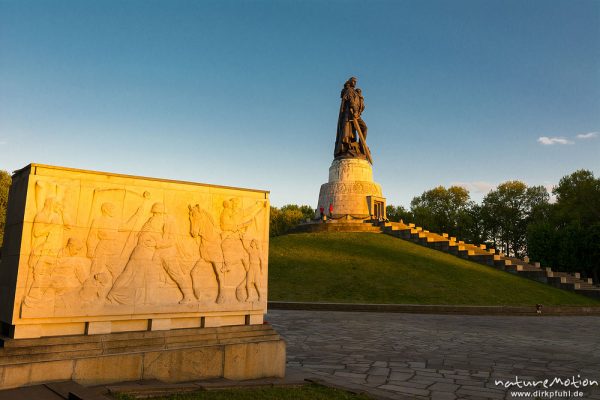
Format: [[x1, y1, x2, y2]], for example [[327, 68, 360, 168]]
[[269, 233, 600, 306]]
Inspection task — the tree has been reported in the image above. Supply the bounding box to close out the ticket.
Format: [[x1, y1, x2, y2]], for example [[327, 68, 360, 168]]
[[410, 185, 471, 237], [269, 204, 315, 236], [527, 170, 600, 282], [553, 169, 600, 226], [460, 203, 486, 245], [481, 181, 549, 257], [287, 204, 315, 221], [386, 205, 412, 222], [0, 170, 11, 249]]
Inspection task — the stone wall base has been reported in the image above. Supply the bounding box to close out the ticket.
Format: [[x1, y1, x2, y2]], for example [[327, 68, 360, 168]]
[[316, 158, 384, 218], [290, 220, 383, 234], [0, 324, 286, 389]]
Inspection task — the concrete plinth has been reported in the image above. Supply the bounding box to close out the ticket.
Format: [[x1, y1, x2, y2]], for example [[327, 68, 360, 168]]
[[317, 158, 385, 219], [0, 324, 285, 389]]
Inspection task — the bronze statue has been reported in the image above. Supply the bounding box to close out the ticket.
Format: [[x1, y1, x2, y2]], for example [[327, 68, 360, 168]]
[[334, 77, 372, 163]]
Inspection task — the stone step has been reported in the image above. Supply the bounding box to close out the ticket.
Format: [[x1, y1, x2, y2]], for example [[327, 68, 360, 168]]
[[429, 241, 450, 251], [573, 288, 600, 298], [46, 381, 111, 400], [424, 235, 450, 243], [493, 259, 512, 269], [545, 277, 594, 293], [546, 271, 583, 282], [571, 281, 596, 289], [0, 323, 286, 389], [467, 254, 495, 266], [504, 257, 529, 266], [577, 283, 598, 289], [516, 270, 550, 283], [379, 221, 598, 297], [505, 264, 542, 273], [0, 324, 275, 350], [548, 275, 584, 284]]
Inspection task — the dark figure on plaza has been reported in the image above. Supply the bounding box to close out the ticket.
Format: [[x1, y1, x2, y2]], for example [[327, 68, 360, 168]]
[[334, 77, 372, 163]]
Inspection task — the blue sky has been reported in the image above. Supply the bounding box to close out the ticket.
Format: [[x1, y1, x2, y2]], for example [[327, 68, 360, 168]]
[[1, 0, 598, 207]]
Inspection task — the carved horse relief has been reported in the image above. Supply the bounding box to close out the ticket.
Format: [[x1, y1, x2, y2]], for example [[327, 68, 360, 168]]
[[188, 204, 227, 304]]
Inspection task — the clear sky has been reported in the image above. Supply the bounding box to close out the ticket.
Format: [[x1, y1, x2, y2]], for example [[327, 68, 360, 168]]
[[1, 0, 598, 207]]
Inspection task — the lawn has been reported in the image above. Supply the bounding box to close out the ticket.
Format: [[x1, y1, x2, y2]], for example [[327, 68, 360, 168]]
[[268, 232, 600, 306]]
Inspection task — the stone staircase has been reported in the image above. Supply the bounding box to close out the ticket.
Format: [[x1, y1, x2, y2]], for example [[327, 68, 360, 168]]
[[373, 220, 600, 299]]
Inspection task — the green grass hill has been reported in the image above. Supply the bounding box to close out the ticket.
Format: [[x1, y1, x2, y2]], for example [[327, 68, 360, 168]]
[[268, 232, 600, 306]]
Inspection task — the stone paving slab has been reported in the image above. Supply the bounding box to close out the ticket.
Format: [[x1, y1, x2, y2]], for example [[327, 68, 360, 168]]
[[267, 310, 600, 400], [0, 381, 110, 400], [0, 385, 64, 400]]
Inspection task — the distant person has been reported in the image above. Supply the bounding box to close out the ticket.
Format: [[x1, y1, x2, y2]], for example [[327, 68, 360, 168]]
[[319, 206, 324, 220], [329, 203, 333, 217]]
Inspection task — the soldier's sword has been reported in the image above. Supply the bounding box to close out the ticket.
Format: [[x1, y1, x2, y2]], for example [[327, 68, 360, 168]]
[[351, 116, 373, 164]]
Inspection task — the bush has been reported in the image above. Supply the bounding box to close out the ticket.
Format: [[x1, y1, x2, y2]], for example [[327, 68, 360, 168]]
[[269, 204, 315, 236]]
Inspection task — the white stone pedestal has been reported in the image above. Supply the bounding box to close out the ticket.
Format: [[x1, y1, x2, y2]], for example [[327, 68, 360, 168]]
[[317, 158, 385, 219]]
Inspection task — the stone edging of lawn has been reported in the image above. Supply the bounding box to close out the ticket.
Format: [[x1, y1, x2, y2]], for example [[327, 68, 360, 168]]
[[268, 301, 600, 316]]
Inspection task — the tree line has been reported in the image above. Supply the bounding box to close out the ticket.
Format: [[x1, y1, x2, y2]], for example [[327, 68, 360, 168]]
[[269, 204, 314, 236], [387, 170, 600, 283], [0, 170, 11, 249]]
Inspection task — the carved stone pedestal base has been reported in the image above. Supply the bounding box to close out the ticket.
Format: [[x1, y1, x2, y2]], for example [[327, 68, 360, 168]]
[[317, 158, 385, 219], [0, 324, 286, 389]]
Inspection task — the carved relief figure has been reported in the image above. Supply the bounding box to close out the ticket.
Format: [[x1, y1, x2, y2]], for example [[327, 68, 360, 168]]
[[53, 238, 91, 295], [107, 203, 195, 305], [51, 238, 95, 310], [29, 198, 68, 261], [12, 167, 271, 323], [23, 197, 70, 308], [188, 204, 227, 303], [220, 198, 266, 302], [87, 202, 121, 285], [242, 239, 263, 302], [80, 273, 112, 306], [86, 191, 150, 287], [152, 203, 195, 303]]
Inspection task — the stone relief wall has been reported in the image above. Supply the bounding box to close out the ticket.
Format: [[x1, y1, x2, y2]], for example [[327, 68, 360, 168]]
[[0, 165, 269, 337]]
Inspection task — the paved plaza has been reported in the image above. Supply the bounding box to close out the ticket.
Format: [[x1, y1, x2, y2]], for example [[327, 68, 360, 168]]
[[268, 310, 600, 400]]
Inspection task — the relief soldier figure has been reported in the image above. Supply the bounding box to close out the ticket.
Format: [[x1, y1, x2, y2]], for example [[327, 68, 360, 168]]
[[107, 203, 195, 305], [87, 202, 121, 285], [188, 204, 227, 304], [243, 239, 263, 302], [86, 194, 149, 287], [220, 198, 266, 302], [53, 237, 91, 295], [23, 197, 70, 308]]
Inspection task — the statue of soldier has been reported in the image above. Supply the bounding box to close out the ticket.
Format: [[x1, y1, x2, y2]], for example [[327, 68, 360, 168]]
[[334, 77, 369, 160]]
